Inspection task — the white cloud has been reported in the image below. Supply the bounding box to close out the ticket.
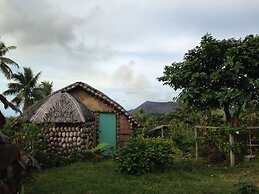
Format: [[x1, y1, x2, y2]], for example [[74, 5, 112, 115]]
[[0, 0, 84, 48], [0, 0, 258, 111]]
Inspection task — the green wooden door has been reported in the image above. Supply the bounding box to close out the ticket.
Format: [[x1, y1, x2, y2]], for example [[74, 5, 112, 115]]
[[99, 113, 116, 151]]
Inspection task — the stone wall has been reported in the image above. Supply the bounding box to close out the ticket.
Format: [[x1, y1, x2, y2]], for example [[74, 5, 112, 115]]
[[39, 122, 94, 155]]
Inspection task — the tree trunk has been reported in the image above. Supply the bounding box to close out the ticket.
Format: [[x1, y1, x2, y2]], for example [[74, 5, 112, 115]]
[[0, 94, 8, 128], [23, 97, 32, 111]]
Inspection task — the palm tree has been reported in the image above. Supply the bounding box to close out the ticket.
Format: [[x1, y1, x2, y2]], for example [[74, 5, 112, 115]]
[[32, 81, 53, 101], [0, 39, 20, 129], [0, 40, 19, 79], [3, 67, 42, 111], [39, 81, 53, 97]]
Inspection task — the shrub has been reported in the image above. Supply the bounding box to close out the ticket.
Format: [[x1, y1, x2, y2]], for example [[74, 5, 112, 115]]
[[35, 150, 80, 168], [2, 118, 43, 155], [235, 182, 259, 194], [2, 119, 78, 168], [84, 143, 109, 162], [113, 136, 177, 175]]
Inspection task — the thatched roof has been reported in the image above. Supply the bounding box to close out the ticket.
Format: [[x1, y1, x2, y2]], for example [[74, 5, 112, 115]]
[[23, 92, 94, 123], [22, 82, 138, 126], [149, 125, 168, 132], [55, 82, 138, 126]]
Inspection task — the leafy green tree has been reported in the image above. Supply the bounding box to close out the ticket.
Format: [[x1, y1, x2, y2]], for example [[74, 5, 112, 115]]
[[240, 100, 259, 126], [133, 108, 157, 135], [158, 34, 259, 127], [3, 67, 46, 111], [0, 40, 19, 79]]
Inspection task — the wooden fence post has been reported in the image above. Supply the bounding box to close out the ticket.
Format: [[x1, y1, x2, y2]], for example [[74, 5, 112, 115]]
[[195, 127, 198, 161], [229, 133, 235, 167], [161, 128, 164, 138]]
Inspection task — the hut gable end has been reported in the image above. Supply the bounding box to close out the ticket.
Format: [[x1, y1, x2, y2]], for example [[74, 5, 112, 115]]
[[68, 89, 113, 112], [30, 92, 94, 123]]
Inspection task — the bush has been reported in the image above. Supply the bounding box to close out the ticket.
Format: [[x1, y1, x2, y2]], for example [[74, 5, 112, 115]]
[[2, 118, 43, 155], [2, 119, 78, 168], [84, 143, 109, 163], [113, 136, 177, 175], [35, 150, 80, 168], [235, 182, 259, 194]]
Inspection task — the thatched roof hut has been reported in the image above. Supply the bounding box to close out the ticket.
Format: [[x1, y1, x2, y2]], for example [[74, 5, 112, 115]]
[[22, 82, 138, 155]]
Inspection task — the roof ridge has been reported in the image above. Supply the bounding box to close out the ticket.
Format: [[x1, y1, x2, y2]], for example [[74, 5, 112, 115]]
[[30, 92, 60, 122], [65, 92, 86, 122]]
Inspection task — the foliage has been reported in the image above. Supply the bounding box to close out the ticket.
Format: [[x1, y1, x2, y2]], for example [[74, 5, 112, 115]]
[[3, 67, 53, 111], [2, 119, 109, 168], [132, 108, 157, 136], [201, 124, 248, 163], [1, 116, 17, 137], [38, 81, 53, 97], [2, 118, 42, 155], [235, 182, 259, 194], [29, 142, 109, 168], [84, 143, 109, 162], [133, 109, 199, 155], [0, 37, 19, 131], [35, 150, 81, 168], [149, 109, 199, 154], [113, 136, 177, 175], [161, 109, 200, 126], [158, 34, 259, 125], [0, 39, 19, 79], [1, 119, 74, 168], [168, 119, 195, 154], [88, 143, 109, 153], [240, 100, 259, 126]]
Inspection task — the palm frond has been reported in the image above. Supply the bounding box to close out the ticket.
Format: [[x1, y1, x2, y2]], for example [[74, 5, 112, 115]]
[[3, 82, 23, 96], [11, 92, 24, 108], [22, 67, 40, 88], [12, 71, 25, 84], [0, 57, 19, 68], [31, 71, 42, 87], [4, 66, 51, 110], [0, 45, 17, 55], [3, 88, 18, 96], [0, 41, 19, 79], [0, 63, 13, 79], [32, 87, 44, 101], [40, 81, 53, 96], [7, 82, 22, 91]]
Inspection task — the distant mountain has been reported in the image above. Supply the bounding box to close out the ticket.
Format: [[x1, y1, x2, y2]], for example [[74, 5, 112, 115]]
[[129, 101, 181, 114]]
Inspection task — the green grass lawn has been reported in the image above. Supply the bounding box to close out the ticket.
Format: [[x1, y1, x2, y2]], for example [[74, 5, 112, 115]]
[[24, 158, 259, 194]]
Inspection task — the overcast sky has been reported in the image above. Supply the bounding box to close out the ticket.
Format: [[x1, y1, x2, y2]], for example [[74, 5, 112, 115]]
[[1, 0, 259, 116]]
